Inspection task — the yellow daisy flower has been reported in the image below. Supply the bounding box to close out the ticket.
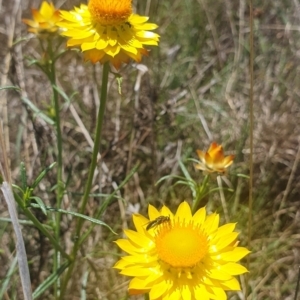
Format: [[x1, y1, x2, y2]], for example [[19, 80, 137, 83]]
[[23, 1, 61, 35], [195, 142, 235, 174], [57, 0, 160, 69], [114, 201, 249, 300]]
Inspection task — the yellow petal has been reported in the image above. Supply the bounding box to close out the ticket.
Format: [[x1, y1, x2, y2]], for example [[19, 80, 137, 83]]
[[160, 205, 173, 217], [129, 277, 150, 291], [120, 265, 152, 276], [221, 277, 241, 290], [214, 232, 239, 250], [175, 201, 192, 220], [114, 239, 143, 254], [181, 285, 192, 300], [129, 14, 149, 24], [132, 213, 149, 233], [123, 229, 153, 248], [215, 223, 236, 236], [148, 204, 160, 220], [40, 1, 54, 19], [149, 280, 169, 299], [192, 206, 206, 224], [209, 269, 232, 280], [219, 247, 251, 262], [81, 41, 97, 51], [203, 213, 219, 234], [210, 286, 227, 300], [221, 262, 249, 275], [194, 285, 210, 300]]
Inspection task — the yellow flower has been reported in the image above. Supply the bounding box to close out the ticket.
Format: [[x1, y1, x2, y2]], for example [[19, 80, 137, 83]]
[[23, 1, 61, 35], [195, 142, 234, 174], [114, 201, 249, 300], [57, 0, 159, 69]]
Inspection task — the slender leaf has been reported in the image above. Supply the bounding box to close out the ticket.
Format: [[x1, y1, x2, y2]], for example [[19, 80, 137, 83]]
[[30, 197, 47, 215], [29, 204, 116, 234], [21, 97, 55, 125], [155, 175, 187, 185], [31, 162, 56, 189], [0, 86, 21, 91], [20, 162, 27, 191], [179, 159, 192, 181], [0, 256, 18, 298], [52, 84, 77, 104], [32, 261, 70, 299]]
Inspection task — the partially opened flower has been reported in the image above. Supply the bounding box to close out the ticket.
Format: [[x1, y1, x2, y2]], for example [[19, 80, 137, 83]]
[[58, 0, 159, 69], [23, 1, 61, 35], [114, 201, 249, 300], [195, 142, 234, 174]]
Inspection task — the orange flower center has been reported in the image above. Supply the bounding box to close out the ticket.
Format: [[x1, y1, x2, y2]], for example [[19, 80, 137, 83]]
[[155, 220, 209, 268], [88, 0, 132, 25]]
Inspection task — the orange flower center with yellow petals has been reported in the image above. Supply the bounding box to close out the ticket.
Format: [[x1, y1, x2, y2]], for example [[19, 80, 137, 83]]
[[88, 0, 132, 25], [155, 220, 209, 268]]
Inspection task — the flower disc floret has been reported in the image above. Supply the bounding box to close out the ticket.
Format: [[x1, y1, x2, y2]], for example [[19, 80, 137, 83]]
[[57, 0, 159, 69], [88, 0, 132, 25], [155, 221, 208, 268], [114, 201, 250, 300]]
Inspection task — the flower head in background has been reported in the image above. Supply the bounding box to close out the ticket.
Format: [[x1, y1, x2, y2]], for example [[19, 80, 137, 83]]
[[195, 142, 234, 174], [58, 0, 159, 69], [114, 201, 249, 300], [23, 1, 61, 35]]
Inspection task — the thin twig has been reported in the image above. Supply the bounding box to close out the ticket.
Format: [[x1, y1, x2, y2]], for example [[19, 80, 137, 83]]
[[294, 266, 300, 300], [189, 86, 213, 141], [197, 0, 223, 68], [247, 0, 254, 298], [0, 0, 21, 165]]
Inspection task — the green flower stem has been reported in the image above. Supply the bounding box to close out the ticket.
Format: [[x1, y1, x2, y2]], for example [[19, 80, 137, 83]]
[[192, 174, 209, 214], [47, 42, 64, 296], [45, 38, 64, 298], [59, 62, 110, 299]]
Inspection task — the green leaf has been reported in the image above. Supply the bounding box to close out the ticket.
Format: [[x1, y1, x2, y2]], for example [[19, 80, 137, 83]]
[[30, 196, 47, 215], [31, 162, 56, 189], [186, 158, 201, 164], [52, 84, 77, 104], [111, 71, 123, 94], [179, 159, 192, 181], [55, 208, 117, 234], [155, 175, 187, 185], [236, 173, 250, 179], [116, 76, 123, 95], [0, 256, 18, 299], [20, 162, 27, 191], [29, 204, 117, 234], [0, 86, 21, 91], [21, 96, 55, 125], [33, 261, 70, 299]]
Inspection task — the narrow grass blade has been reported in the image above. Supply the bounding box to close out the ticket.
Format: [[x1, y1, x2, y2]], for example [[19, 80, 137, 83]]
[[32, 261, 70, 299], [0, 256, 18, 298], [1, 182, 32, 300]]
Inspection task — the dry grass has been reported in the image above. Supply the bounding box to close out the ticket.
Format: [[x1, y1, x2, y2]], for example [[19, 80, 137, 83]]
[[1, 0, 300, 299]]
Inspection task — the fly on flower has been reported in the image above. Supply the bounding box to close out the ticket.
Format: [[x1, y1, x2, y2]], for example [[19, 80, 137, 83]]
[[146, 215, 170, 231]]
